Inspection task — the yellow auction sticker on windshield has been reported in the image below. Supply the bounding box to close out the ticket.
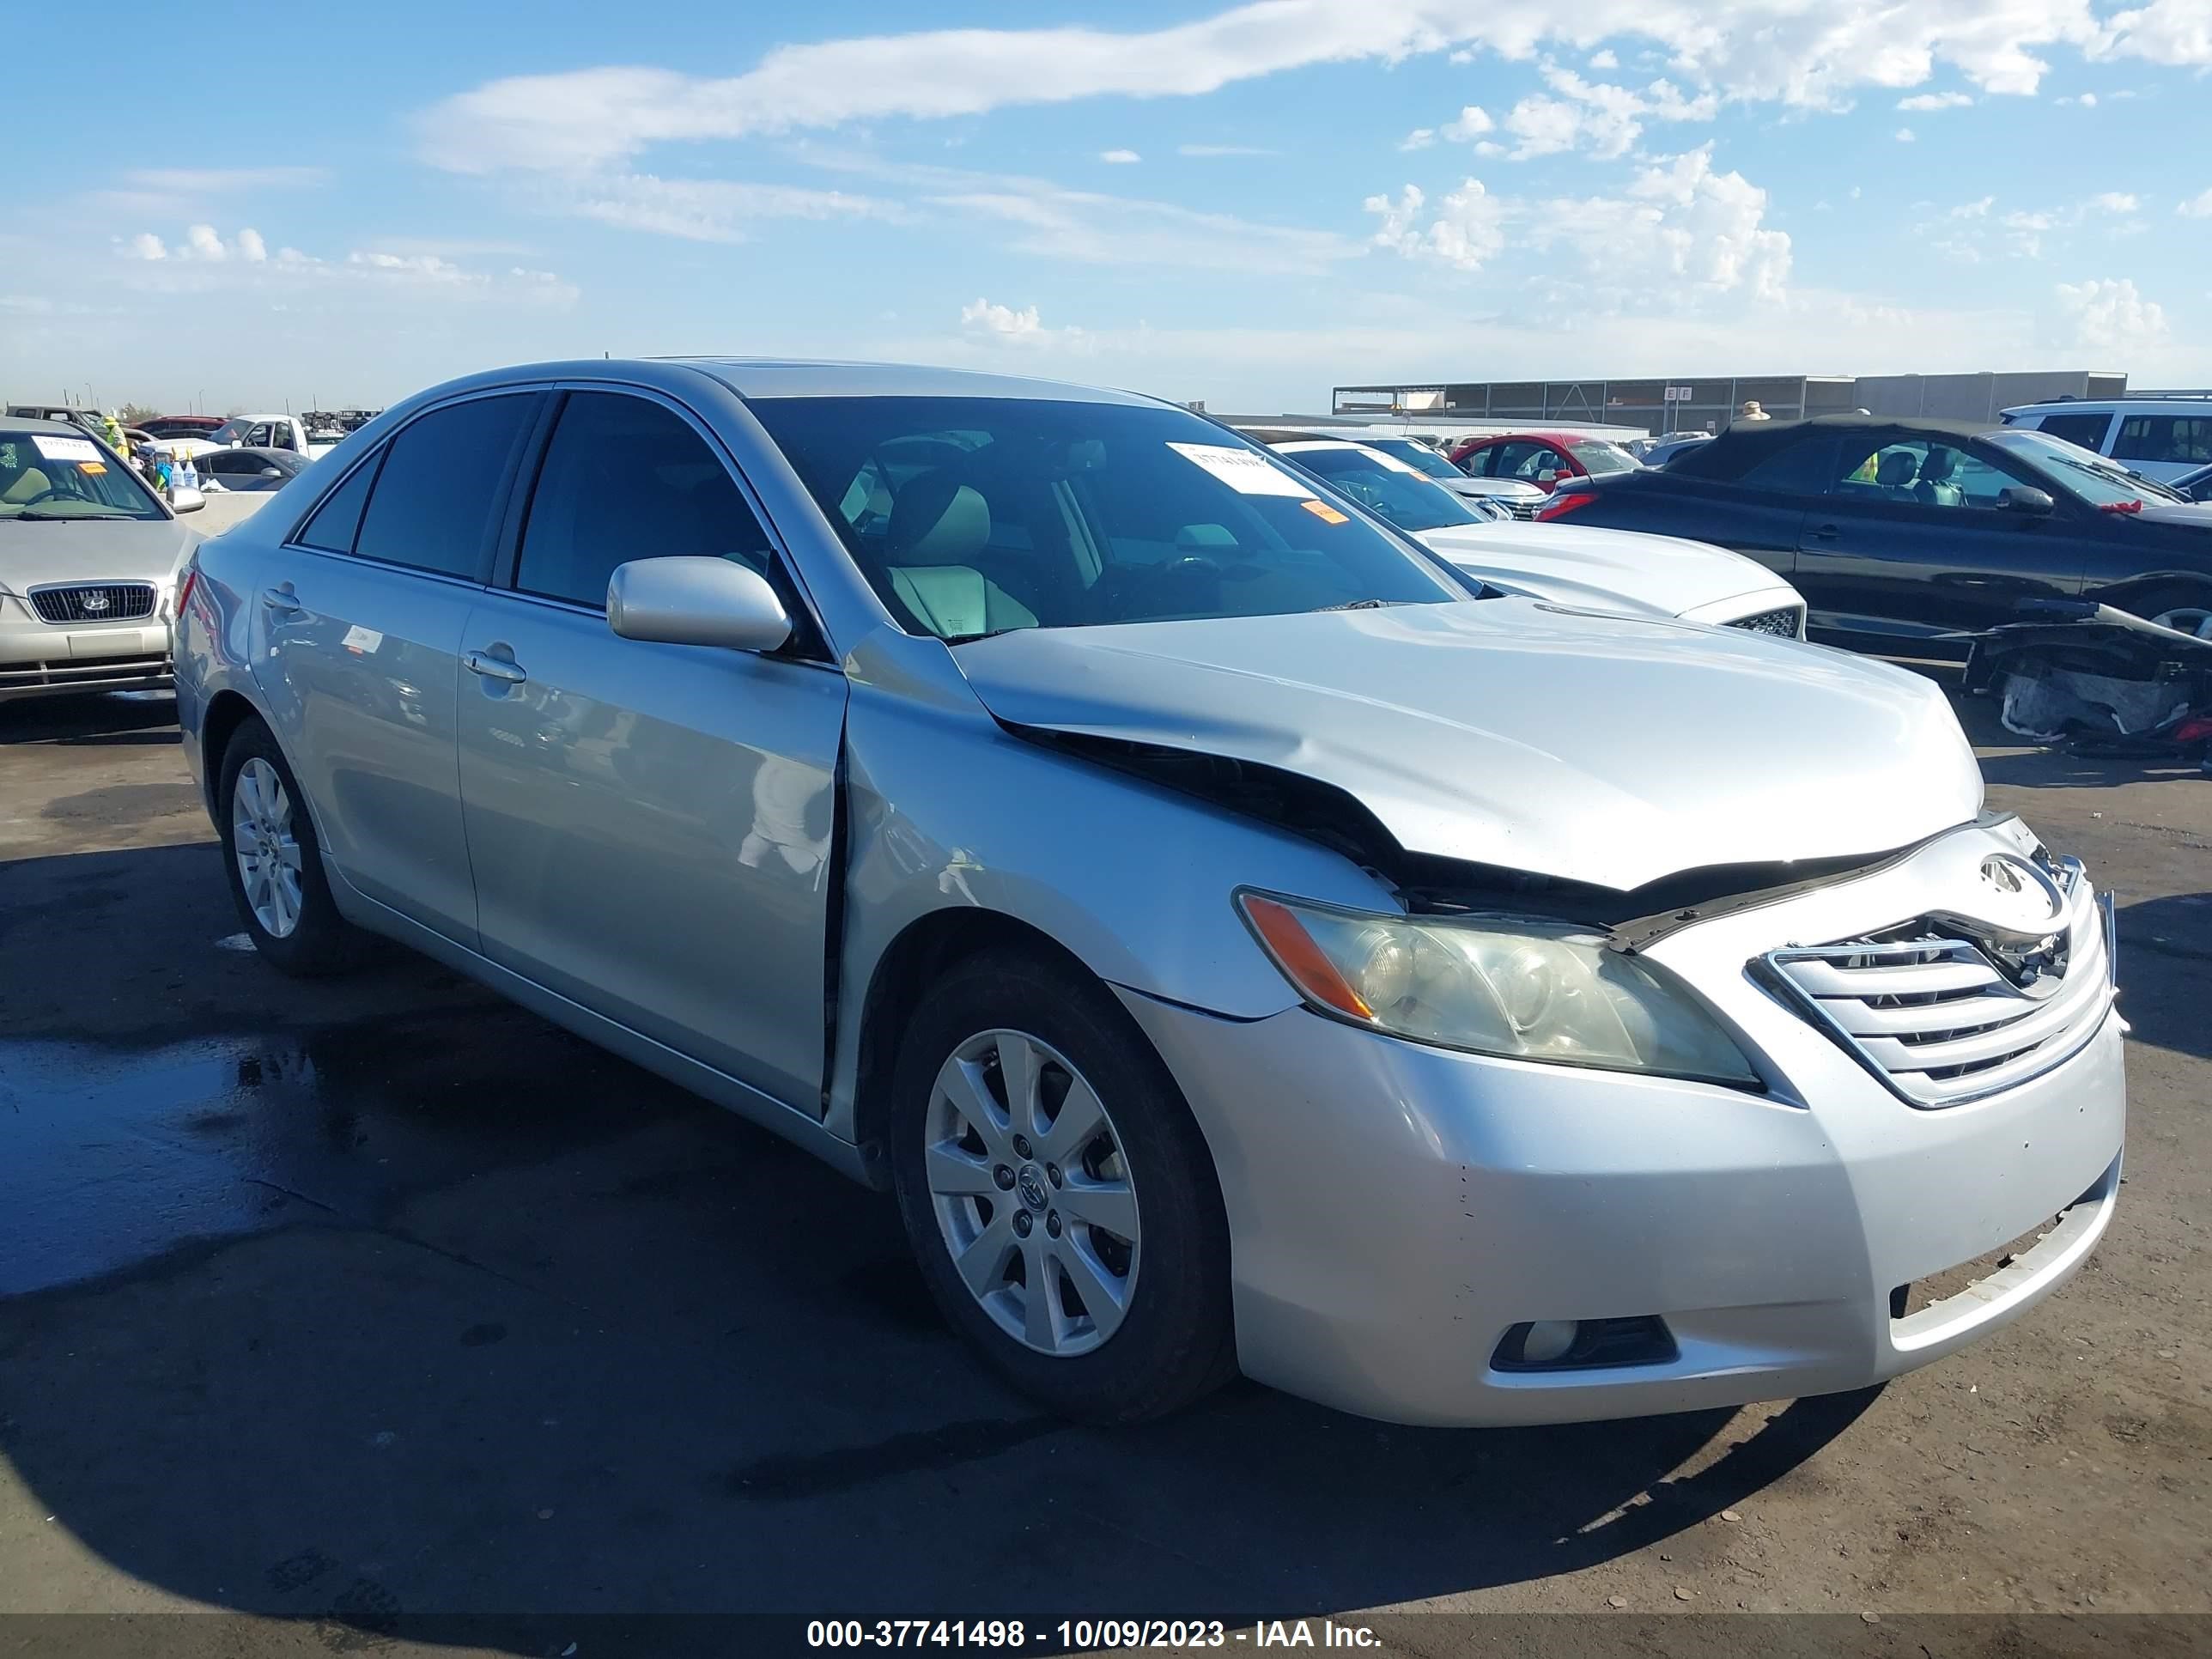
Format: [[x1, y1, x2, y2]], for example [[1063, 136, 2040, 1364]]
[[1300, 499, 1349, 525], [78, 460, 106, 475]]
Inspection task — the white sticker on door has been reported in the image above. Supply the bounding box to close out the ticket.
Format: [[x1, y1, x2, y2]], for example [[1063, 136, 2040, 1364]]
[[1165, 442, 1315, 498], [32, 434, 101, 463]]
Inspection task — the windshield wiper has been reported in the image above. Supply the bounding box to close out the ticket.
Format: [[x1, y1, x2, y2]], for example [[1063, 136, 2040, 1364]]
[[943, 625, 1032, 644], [1316, 598, 1396, 611], [8, 509, 136, 522]]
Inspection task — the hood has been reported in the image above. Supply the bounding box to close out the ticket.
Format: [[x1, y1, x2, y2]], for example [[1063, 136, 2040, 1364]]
[[1448, 477, 1545, 501], [952, 601, 1979, 892], [0, 517, 198, 592], [1415, 520, 1784, 620]]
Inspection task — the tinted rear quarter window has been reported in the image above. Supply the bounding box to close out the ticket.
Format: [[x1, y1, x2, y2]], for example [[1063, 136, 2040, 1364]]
[[296, 449, 383, 553], [1728, 436, 1837, 494], [2033, 411, 2116, 452], [351, 393, 539, 580]]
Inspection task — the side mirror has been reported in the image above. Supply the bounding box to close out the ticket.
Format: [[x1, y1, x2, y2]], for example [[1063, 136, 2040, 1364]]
[[607, 556, 791, 653], [1996, 485, 2055, 516], [171, 487, 205, 514], [259, 466, 286, 480]]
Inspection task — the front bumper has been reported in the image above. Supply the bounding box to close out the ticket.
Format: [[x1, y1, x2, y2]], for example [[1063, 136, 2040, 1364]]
[[1119, 824, 2125, 1427], [1, 617, 173, 702]]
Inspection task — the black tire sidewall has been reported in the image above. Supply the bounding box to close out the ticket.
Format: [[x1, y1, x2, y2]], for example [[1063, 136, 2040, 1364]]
[[889, 950, 1235, 1423], [216, 720, 360, 976]]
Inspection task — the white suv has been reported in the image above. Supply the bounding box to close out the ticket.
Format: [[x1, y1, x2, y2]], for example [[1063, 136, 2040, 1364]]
[[2000, 395, 2212, 484]]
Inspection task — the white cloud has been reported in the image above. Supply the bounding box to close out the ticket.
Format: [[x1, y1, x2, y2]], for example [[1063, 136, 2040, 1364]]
[[2052, 276, 2168, 354], [1100, 149, 1141, 163], [1441, 104, 1495, 139], [125, 233, 167, 261], [111, 227, 575, 306], [183, 223, 229, 261], [237, 228, 268, 264], [1898, 90, 1973, 108], [1399, 128, 1437, 150], [961, 297, 1044, 339], [549, 173, 898, 242], [2057, 89, 2099, 104], [1951, 196, 1995, 218], [121, 167, 330, 193], [2179, 186, 2212, 217], [416, 1, 2197, 174], [1589, 48, 1620, 69], [1498, 70, 1717, 160], [1895, 125, 1917, 141], [2087, 191, 2140, 213], [1367, 145, 1788, 299]]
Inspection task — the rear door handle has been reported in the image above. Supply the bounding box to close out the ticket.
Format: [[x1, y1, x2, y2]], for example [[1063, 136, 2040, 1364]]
[[464, 649, 527, 684], [260, 583, 303, 613], [1806, 523, 1840, 541]]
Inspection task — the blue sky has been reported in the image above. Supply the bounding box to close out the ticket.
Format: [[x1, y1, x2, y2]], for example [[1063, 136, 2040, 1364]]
[[8, 0, 2211, 416]]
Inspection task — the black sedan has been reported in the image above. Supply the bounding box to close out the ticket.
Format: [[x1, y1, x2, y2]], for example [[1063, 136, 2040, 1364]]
[[1548, 415, 2212, 659]]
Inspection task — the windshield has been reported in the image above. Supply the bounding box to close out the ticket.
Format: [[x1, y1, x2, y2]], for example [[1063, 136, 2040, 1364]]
[[1569, 441, 1640, 475], [211, 418, 253, 444], [0, 430, 165, 521], [1279, 446, 1480, 532], [1988, 429, 2186, 509], [750, 397, 1465, 639], [1364, 438, 1462, 480]]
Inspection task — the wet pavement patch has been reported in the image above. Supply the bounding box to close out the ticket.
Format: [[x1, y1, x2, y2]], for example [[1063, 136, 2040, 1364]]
[[0, 1006, 710, 1297]]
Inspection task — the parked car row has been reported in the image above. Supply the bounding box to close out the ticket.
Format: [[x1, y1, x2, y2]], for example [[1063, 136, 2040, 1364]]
[[1549, 414, 2212, 658], [164, 358, 2123, 1433]]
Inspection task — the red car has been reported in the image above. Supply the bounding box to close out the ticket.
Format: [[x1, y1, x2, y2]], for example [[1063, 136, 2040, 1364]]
[[1448, 431, 1643, 493]]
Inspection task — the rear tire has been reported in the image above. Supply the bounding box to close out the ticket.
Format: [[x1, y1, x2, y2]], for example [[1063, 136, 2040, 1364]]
[[889, 947, 1237, 1423], [216, 718, 368, 977]]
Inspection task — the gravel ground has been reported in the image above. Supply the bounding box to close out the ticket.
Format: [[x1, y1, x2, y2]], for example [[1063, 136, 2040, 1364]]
[[0, 684, 2204, 1655]]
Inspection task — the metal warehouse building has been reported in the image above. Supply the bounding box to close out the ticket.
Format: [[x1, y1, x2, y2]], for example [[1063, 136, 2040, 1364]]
[[1331, 370, 2129, 434]]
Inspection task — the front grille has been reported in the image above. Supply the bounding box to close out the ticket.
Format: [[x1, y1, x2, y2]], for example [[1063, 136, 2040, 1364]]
[[1503, 499, 1540, 520], [1728, 604, 1806, 639], [1760, 858, 2114, 1107], [30, 582, 158, 624]]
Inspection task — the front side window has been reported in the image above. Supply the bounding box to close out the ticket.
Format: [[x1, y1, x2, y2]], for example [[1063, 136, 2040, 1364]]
[[1827, 439, 2021, 509], [0, 429, 165, 521], [350, 393, 538, 580], [515, 392, 775, 608], [750, 396, 1464, 641], [2112, 415, 2212, 466], [1280, 447, 1480, 532]]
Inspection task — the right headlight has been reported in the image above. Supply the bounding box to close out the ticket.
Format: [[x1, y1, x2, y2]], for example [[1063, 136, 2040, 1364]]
[[1237, 891, 1760, 1086]]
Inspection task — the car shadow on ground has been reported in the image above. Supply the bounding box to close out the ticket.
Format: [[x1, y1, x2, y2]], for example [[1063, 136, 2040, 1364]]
[[0, 691, 179, 748], [0, 848, 1880, 1644], [2112, 893, 2212, 1062]]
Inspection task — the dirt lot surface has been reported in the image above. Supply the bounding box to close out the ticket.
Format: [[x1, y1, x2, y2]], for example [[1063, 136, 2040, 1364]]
[[0, 685, 2205, 1656]]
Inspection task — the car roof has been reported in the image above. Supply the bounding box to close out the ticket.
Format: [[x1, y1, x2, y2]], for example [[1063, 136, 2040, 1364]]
[[1465, 431, 1613, 445], [674, 357, 1158, 405], [1, 416, 92, 436]]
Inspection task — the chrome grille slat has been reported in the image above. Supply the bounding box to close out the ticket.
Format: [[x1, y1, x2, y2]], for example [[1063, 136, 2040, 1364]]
[[29, 582, 158, 624], [1727, 605, 1806, 639], [1761, 858, 2114, 1108]]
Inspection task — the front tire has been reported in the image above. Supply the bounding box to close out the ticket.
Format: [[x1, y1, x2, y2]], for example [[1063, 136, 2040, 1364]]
[[216, 718, 367, 977], [890, 948, 1236, 1423]]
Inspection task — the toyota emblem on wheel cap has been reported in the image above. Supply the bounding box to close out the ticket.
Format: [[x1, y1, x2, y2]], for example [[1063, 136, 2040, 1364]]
[[1017, 1165, 1048, 1211]]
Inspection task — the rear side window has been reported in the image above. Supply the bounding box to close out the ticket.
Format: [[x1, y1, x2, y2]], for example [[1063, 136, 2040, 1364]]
[[2112, 415, 2212, 465], [514, 392, 775, 608], [2034, 411, 2116, 452], [352, 393, 539, 580], [296, 449, 382, 553]]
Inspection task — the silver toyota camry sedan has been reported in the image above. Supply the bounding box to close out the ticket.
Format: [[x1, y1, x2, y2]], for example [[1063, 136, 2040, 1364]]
[[173, 360, 2125, 1426]]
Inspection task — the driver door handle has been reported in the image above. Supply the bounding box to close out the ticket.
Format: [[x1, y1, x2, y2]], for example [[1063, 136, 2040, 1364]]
[[1806, 523, 1841, 541], [464, 648, 527, 684]]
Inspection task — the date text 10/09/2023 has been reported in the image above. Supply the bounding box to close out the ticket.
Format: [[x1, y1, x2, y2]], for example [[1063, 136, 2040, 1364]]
[[805, 1620, 1383, 1650]]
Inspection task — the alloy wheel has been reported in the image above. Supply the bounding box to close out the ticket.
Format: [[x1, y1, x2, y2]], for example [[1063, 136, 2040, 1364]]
[[924, 1028, 1141, 1357], [231, 757, 305, 939]]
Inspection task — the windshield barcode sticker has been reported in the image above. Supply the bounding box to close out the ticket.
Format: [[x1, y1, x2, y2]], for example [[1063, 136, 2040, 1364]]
[[1166, 442, 1315, 497], [33, 434, 100, 463]]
